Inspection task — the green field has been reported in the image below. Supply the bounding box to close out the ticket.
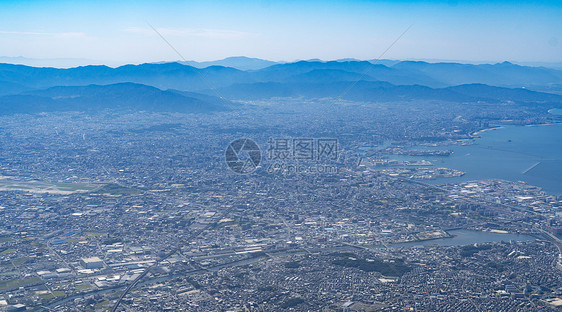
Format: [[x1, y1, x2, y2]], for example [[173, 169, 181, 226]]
[[76, 283, 93, 290], [0, 248, 16, 255], [0, 276, 42, 291], [0, 178, 98, 195]]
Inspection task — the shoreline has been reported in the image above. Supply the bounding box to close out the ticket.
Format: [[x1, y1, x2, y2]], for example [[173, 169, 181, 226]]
[[471, 121, 562, 137], [524, 122, 561, 127], [471, 126, 504, 136], [548, 108, 562, 115]]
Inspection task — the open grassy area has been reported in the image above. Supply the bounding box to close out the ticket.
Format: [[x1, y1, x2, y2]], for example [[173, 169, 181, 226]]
[[94, 300, 111, 309], [84, 232, 105, 237], [38, 290, 64, 300], [92, 183, 142, 195], [76, 283, 93, 290], [0, 271, 19, 278], [0, 276, 42, 291], [0, 179, 97, 195], [39, 293, 55, 300], [0, 248, 16, 255]]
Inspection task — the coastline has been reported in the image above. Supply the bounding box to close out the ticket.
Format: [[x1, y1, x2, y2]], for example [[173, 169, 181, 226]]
[[472, 120, 562, 137], [548, 108, 562, 115], [524, 122, 562, 127], [471, 126, 503, 136]]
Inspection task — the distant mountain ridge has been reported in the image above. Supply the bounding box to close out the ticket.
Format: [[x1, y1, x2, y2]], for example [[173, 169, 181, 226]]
[[1, 59, 561, 93], [179, 56, 279, 70], [0, 62, 252, 91], [209, 80, 562, 105], [0, 83, 229, 114], [0, 59, 562, 115], [393, 61, 562, 89]]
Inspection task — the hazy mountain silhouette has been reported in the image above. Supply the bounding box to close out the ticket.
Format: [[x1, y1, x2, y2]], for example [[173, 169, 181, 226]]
[[251, 61, 445, 86], [0, 83, 228, 114], [0, 81, 33, 96], [392, 61, 562, 88], [1, 60, 561, 92], [0, 62, 252, 91], [0, 60, 561, 114], [180, 56, 279, 70], [210, 80, 562, 105], [209, 81, 467, 101], [446, 84, 562, 102]]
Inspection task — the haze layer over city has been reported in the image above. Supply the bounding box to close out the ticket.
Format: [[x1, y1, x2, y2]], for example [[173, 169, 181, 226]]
[[0, 0, 562, 311]]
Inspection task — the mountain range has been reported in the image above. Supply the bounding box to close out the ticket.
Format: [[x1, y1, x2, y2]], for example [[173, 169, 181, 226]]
[[0, 83, 229, 115], [179, 56, 279, 71], [0, 58, 561, 114]]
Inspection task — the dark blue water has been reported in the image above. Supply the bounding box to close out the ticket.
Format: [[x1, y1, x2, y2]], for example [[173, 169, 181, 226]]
[[392, 123, 562, 194]]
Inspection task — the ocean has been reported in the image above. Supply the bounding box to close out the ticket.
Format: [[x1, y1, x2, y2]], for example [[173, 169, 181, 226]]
[[392, 123, 562, 195]]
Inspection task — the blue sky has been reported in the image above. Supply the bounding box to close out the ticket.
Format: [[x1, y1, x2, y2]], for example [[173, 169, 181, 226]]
[[0, 0, 561, 66]]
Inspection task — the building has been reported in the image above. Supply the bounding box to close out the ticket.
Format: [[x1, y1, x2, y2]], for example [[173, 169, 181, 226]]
[[7, 304, 27, 312], [80, 257, 104, 269]]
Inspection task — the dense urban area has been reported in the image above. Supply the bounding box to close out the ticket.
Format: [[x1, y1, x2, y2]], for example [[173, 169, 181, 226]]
[[0, 94, 561, 312]]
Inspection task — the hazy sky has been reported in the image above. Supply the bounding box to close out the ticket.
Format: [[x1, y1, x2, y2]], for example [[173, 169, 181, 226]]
[[1, 0, 561, 66]]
